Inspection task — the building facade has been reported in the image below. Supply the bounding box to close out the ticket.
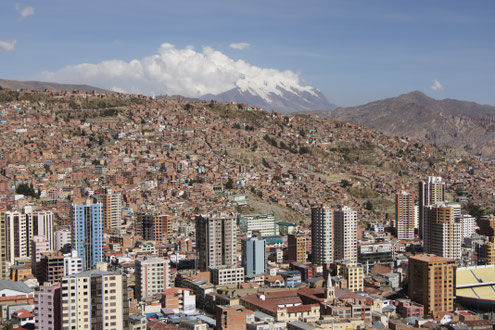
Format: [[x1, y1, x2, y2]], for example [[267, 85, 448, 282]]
[[196, 214, 237, 271], [418, 176, 445, 239], [424, 203, 462, 260], [210, 266, 245, 286], [311, 206, 333, 265], [241, 237, 266, 276], [334, 207, 357, 263], [238, 214, 276, 237], [34, 283, 61, 330], [343, 263, 364, 292], [287, 234, 307, 263], [63, 250, 83, 276], [98, 190, 122, 234], [136, 213, 172, 243], [71, 200, 103, 270], [396, 191, 415, 240], [408, 254, 456, 315], [61, 270, 129, 330], [135, 257, 170, 300]]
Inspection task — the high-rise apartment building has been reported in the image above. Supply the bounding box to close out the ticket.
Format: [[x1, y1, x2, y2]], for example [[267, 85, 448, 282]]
[[396, 191, 415, 240], [479, 215, 495, 237], [334, 207, 358, 263], [1, 210, 54, 264], [2, 211, 29, 264], [34, 283, 61, 330], [55, 229, 71, 252], [39, 251, 65, 284], [238, 214, 276, 237], [61, 270, 129, 330], [408, 254, 456, 314], [63, 250, 83, 276], [26, 210, 54, 253], [461, 214, 476, 238], [196, 214, 237, 271], [311, 206, 333, 265], [31, 235, 50, 281], [136, 213, 172, 243], [135, 257, 170, 300], [98, 189, 122, 234], [241, 237, 266, 276], [71, 200, 103, 270], [424, 202, 462, 260], [478, 215, 495, 265], [287, 234, 307, 263], [418, 176, 445, 239], [0, 214, 6, 279]]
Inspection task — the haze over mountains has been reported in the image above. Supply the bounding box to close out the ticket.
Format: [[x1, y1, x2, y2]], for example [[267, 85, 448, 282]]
[[318, 91, 495, 159]]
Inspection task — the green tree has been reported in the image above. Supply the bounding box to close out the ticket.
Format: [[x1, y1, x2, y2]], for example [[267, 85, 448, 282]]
[[225, 177, 234, 190], [365, 200, 373, 211], [465, 202, 484, 219]]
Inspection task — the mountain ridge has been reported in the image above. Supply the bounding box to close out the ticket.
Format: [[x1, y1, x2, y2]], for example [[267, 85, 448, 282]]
[[0, 78, 109, 93], [201, 85, 336, 113], [317, 91, 495, 159]]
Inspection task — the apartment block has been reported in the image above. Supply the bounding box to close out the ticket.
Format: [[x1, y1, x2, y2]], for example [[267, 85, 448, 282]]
[[424, 202, 462, 260], [98, 190, 122, 234], [418, 176, 445, 239], [396, 191, 415, 240], [34, 283, 61, 330], [136, 213, 172, 243], [241, 237, 266, 276], [408, 254, 456, 314], [334, 207, 358, 263], [39, 251, 65, 284], [71, 200, 103, 270], [135, 257, 170, 300], [287, 234, 307, 263], [311, 206, 333, 265], [210, 266, 245, 286], [196, 214, 237, 271], [238, 213, 276, 237], [343, 263, 364, 292], [61, 270, 129, 330], [161, 287, 196, 313]]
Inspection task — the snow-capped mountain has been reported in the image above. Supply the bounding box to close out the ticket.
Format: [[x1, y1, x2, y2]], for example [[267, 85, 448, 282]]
[[201, 83, 335, 113]]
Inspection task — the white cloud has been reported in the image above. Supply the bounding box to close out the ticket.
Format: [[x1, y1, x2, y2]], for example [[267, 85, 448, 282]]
[[0, 40, 16, 52], [431, 79, 444, 91], [229, 42, 250, 50], [39, 43, 316, 101], [16, 4, 34, 19]]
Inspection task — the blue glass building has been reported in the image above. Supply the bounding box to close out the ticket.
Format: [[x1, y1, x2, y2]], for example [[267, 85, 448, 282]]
[[241, 237, 267, 276], [71, 201, 103, 270]]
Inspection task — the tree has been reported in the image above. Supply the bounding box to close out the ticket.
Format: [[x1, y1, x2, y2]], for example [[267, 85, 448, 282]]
[[225, 177, 234, 190], [15, 183, 38, 198], [465, 202, 484, 219], [365, 200, 373, 211], [340, 179, 351, 188]]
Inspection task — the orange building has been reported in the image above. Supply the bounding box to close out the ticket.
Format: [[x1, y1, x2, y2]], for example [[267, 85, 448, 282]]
[[408, 254, 456, 315]]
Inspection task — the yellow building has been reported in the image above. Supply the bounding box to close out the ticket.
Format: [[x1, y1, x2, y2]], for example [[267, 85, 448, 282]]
[[343, 263, 364, 292]]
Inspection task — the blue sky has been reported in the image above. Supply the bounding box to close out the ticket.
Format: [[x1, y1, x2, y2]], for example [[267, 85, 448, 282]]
[[1, 0, 494, 106]]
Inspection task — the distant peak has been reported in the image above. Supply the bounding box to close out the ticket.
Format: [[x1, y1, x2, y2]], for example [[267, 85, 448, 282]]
[[395, 90, 435, 104]]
